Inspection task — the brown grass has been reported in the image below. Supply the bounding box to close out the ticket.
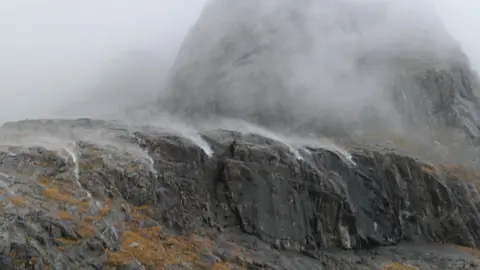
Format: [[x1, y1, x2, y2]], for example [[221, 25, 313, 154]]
[[441, 164, 480, 181], [104, 205, 213, 269], [125, 164, 139, 172], [37, 180, 221, 270], [37, 176, 58, 188], [42, 188, 81, 205], [212, 262, 232, 270], [7, 196, 27, 207], [55, 238, 79, 246], [85, 198, 111, 221], [76, 201, 90, 215], [76, 222, 95, 238], [380, 262, 419, 270], [56, 211, 74, 220], [456, 245, 480, 257], [106, 226, 208, 269], [420, 164, 436, 175], [421, 163, 480, 181], [127, 205, 151, 223], [420, 163, 480, 192], [79, 162, 95, 171]]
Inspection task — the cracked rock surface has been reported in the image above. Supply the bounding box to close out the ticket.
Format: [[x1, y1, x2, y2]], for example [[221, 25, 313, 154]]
[[0, 119, 480, 269]]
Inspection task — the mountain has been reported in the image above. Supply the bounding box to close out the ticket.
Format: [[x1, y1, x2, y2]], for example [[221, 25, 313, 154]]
[[3, 0, 480, 269], [160, 0, 480, 144]]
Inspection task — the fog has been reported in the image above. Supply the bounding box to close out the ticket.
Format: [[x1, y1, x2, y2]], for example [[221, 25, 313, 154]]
[[0, 0, 207, 122], [159, 0, 479, 140], [0, 0, 479, 134], [435, 0, 480, 73]]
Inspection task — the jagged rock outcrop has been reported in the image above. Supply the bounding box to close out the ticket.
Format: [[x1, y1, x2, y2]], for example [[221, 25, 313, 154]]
[[0, 118, 480, 269], [160, 0, 480, 142], [3, 1, 480, 269]]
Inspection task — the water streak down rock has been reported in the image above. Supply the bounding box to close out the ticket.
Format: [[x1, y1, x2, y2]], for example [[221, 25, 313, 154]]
[[0, 119, 479, 269]]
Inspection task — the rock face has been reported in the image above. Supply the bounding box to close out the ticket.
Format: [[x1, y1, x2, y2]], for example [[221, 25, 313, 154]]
[[4, 1, 480, 269], [160, 0, 480, 141], [0, 118, 480, 269]]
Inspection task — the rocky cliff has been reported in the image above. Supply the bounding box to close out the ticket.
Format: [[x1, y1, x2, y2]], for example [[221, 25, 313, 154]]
[[3, 0, 480, 269], [0, 118, 479, 269]]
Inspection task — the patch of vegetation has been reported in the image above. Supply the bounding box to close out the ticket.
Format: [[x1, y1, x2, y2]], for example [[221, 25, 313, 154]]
[[34, 175, 236, 269], [456, 245, 480, 257], [212, 262, 233, 270], [7, 196, 27, 207], [79, 162, 96, 171], [76, 221, 95, 238], [55, 210, 74, 220], [104, 205, 215, 269], [42, 188, 81, 205], [380, 262, 419, 270], [84, 198, 111, 222], [105, 226, 209, 269]]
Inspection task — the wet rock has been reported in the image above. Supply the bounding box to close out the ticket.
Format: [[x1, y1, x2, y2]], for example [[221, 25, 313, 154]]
[[0, 119, 479, 269]]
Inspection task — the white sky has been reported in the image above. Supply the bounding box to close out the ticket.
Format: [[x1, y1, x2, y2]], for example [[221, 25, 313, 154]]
[[0, 0, 478, 123], [0, 0, 208, 121]]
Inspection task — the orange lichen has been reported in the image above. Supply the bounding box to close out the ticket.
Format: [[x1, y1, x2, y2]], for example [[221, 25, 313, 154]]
[[56, 211, 74, 220], [42, 188, 80, 204], [380, 262, 419, 270], [7, 196, 27, 207]]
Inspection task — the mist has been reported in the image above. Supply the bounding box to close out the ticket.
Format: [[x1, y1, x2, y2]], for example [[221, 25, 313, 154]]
[[158, 1, 470, 138], [0, 0, 479, 139], [0, 0, 207, 123], [435, 0, 480, 73]]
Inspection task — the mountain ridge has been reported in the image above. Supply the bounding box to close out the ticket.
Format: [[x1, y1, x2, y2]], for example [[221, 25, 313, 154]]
[[0, 118, 479, 269]]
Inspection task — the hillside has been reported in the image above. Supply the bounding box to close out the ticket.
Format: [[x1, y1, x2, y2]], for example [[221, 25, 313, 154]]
[[0, 118, 480, 269], [3, 0, 480, 269]]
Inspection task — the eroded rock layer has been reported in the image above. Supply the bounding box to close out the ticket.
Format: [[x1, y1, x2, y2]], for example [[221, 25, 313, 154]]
[[0, 119, 479, 269]]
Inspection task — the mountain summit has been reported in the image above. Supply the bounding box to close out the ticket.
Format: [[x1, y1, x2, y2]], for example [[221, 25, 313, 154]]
[[161, 0, 480, 144]]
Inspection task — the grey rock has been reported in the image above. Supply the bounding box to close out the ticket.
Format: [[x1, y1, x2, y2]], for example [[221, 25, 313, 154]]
[[0, 119, 478, 269]]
